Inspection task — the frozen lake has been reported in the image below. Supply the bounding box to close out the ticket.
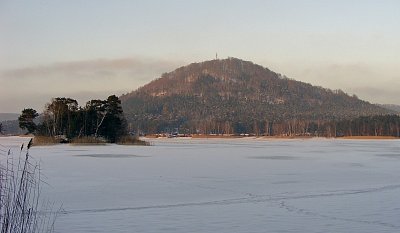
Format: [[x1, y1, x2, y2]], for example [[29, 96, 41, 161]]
[[2, 137, 400, 232]]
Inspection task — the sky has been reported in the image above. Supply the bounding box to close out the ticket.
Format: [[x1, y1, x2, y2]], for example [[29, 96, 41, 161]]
[[1, 0, 399, 112]]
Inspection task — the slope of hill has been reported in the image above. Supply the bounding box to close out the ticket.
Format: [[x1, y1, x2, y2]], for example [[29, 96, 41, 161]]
[[0, 113, 22, 135], [379, 104, 400, 113], [121, 58, 391, 134], [0, 113, 19, 122], [0, 120, 25, 135]]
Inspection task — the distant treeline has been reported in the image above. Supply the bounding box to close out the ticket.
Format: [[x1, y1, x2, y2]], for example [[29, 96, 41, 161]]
[[334, 115, 400, 137], [132, 114, 400, 137], [16, 95, 400, 139], [18, 95, 128, 143]]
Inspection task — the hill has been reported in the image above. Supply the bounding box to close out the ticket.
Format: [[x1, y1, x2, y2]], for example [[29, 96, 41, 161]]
[[0, 113, 19, 122], [121, 58, 391, 134], [0, 120, 25, 135], [0, 113, 22, 135], [379, 104, 400, 113]]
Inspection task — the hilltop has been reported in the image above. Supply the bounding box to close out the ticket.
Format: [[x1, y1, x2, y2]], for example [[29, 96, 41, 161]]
[[121, 58, 391, 134]]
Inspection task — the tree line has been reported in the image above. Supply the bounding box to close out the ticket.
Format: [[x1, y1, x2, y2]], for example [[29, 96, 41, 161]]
[[129, 114, 400, 138], [122, 91, 399, 137], [18, 95, 400, 138], [18, 95, 128, 143]]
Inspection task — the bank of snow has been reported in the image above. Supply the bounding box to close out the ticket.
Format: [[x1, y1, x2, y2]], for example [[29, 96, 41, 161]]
[[1, 136, 400, 233]]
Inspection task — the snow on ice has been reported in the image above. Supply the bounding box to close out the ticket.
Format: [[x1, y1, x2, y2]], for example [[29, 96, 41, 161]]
[[1, 137, 400, 233]]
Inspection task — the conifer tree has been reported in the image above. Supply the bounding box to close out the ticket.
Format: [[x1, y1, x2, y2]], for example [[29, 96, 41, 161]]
[[18, 108, 39, 134]]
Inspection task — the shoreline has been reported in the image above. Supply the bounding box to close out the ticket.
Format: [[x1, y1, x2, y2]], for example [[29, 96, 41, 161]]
[[143, 135, 400, 140], [339, 136, 399, 140], [1, 135, 399, 145]]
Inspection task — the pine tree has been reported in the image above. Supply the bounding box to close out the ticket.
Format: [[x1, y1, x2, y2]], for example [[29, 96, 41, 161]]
[[102, 95, 127, 142], [18, 108, 39, 134]]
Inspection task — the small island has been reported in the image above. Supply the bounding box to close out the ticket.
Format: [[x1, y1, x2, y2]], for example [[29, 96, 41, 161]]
[[18, 95, 148, 146]]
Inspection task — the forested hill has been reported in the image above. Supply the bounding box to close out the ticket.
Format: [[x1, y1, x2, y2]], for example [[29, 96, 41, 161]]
[[121, 58, 391, 134]]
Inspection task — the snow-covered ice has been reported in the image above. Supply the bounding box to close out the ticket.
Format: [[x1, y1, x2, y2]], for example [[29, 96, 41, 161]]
[[1, 137, 400, 232]]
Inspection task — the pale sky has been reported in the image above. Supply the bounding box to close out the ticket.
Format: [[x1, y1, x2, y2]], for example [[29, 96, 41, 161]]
[[1, 0, 399, 112]]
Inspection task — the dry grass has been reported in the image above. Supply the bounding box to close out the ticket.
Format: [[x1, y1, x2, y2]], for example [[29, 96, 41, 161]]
[[70, 136, 107, 145], [33, 135, 150, 146], [32, 136, 60, 146], [116, 135, 150, 146], [144, 134, 159, 138], [0, 140, 57, 232]]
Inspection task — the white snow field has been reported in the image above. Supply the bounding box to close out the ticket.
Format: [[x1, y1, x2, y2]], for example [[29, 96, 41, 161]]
[[1, 136, 400, 233]]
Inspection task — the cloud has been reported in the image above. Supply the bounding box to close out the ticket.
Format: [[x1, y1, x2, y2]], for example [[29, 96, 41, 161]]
[[1, 57, 182, 80], [348, 86, 400, 105], [2, 57, 399, 112], [0, 90, 123, 113], [0, 57, 184, 112], [264, 60, 400, 105], [301, 63, 400, 104]]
